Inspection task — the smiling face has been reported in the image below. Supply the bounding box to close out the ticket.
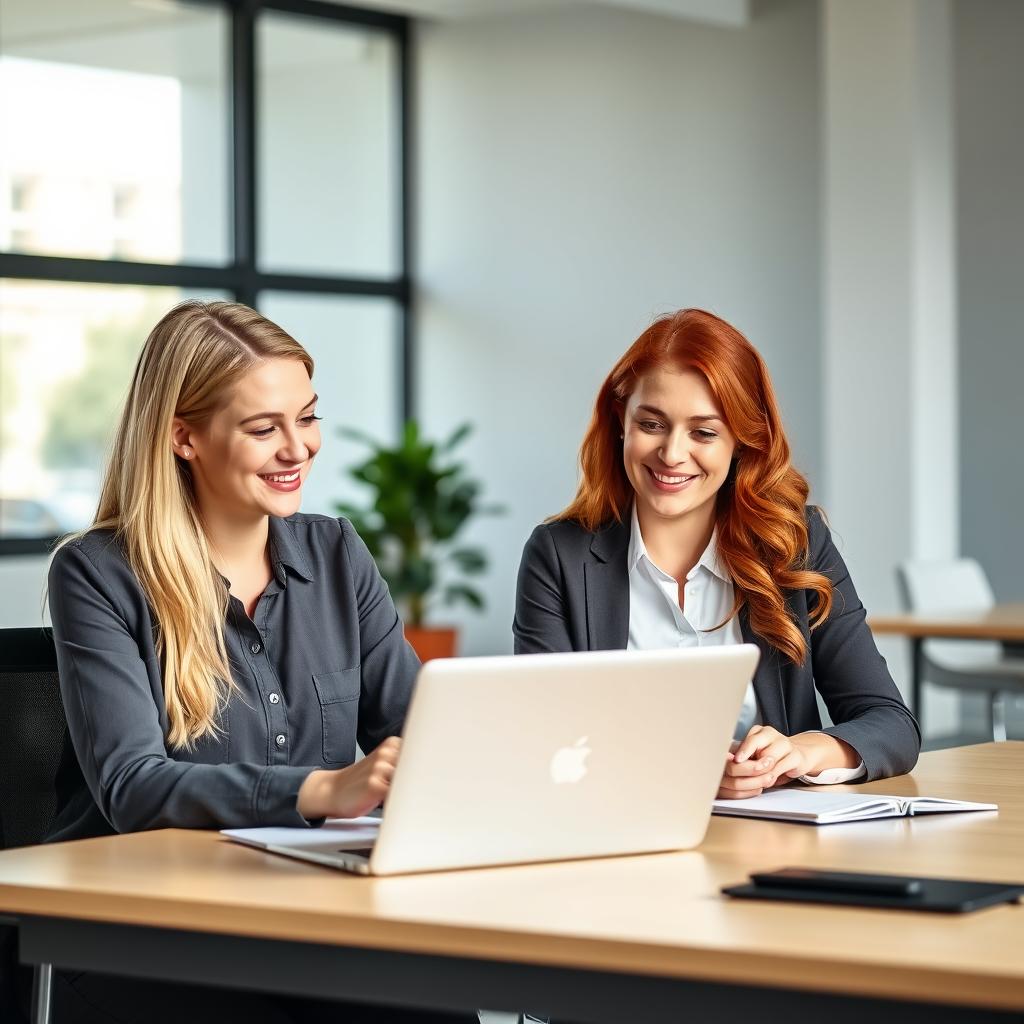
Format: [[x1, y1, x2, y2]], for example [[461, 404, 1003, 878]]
[[174, 357, 321, 523], [621, 366, 737, 530]]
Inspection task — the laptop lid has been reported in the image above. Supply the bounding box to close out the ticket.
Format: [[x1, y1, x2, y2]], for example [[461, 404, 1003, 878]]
[[369, 645, 758, 875]]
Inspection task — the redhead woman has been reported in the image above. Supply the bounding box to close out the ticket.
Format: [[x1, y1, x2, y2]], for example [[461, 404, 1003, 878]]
[[45, 302, 475, 1023], [514, 309, 919, 796]]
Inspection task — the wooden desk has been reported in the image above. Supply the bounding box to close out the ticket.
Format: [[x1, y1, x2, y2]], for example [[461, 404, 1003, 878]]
[[1, 743, 1022, 1023], [869, 605, 1024, 732]]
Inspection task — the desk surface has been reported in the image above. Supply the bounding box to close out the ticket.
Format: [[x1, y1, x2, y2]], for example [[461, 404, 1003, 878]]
[[1, 742, 1022, 1013], [868, 604, 1024, 640]]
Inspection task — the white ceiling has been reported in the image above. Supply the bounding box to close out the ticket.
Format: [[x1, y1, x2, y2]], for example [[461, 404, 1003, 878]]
[[0, 0, 753, 79], [342, 0, 578, 18], [334, 0, 752, 28], [0, 0, 382, 80]]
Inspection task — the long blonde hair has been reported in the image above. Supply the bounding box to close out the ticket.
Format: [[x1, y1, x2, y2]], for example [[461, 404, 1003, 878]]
[[59, 301, 313, 748]]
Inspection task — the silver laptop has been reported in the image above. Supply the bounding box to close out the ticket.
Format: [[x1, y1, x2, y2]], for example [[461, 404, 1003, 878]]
[[224, 645, 758, 875]]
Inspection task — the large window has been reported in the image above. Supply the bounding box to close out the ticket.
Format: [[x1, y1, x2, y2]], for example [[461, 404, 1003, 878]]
[[0, 0, 411, 553]]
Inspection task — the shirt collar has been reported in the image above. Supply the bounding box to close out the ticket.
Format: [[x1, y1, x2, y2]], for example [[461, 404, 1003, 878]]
[[268, 515, 315, 585], [628, 502, 731, 583], [627, 501, 647, 573], [695, 529, 730, 583]]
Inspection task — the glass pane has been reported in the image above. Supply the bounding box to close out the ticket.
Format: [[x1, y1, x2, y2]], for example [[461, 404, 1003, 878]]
[[0, 281, 227, 539], [257, 293, 399, 519], [0, 0, 229, 264], [257, 14, 399, 278]]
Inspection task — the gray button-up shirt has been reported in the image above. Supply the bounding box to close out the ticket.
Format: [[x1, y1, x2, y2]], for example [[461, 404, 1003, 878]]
[[46, 514, 419, 842]]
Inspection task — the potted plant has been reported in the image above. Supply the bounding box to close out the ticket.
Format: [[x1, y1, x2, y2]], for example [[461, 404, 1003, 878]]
[[336, 421, 501, 662]]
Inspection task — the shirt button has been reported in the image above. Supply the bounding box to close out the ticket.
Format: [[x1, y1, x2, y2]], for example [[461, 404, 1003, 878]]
[[268, 692, 280, 705], [275, 734, 286, 747], [250, 641, 262, 655]]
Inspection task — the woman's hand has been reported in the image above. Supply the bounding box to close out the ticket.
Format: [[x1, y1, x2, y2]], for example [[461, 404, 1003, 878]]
[[717, 725, 808, 799], [297, 736, 401, 820], [717, 726, 860, 799]]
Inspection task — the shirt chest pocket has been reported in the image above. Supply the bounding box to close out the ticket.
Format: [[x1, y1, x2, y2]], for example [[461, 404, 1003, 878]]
[[312, 667, 361, 765]]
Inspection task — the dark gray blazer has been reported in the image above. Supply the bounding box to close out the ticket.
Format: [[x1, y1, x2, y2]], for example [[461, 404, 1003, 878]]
[[514, 507, 920, 781]]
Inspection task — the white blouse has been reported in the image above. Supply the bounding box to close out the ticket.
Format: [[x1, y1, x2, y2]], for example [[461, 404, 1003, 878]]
[[625, 503, 865, 784]]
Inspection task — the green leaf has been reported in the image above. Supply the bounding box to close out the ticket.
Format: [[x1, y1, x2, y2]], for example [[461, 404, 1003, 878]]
[[397, 555, 435, 598], [443, 584, 484, 610], [337, 425, 380, 448], [441, 422, 473, 451], [449, 547, 487, 574]]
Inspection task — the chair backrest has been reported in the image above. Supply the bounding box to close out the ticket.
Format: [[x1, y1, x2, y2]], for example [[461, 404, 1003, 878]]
[[896, 558, 995, 613], [0, 627, 67, 850], [896, 559, 1001, 669]]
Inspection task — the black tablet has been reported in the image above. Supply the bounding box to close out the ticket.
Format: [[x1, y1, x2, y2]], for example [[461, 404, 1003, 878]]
[[723, 869, 1024, 913]]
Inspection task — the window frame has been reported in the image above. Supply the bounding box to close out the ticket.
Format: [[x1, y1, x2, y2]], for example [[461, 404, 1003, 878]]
[[0, 0, 414, 556]]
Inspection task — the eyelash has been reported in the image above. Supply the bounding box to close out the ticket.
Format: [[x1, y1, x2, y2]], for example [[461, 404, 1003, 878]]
[[637, 421, 718, 441], [248, 414, 322, 438]]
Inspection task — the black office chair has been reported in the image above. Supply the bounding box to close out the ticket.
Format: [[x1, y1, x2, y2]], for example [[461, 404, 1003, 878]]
[[0, 626, 66, 1024]]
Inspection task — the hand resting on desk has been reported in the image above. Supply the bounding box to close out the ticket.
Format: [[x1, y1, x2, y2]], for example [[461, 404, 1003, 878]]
[[717, 725, 861, 799], [297, 736, 401, 819]]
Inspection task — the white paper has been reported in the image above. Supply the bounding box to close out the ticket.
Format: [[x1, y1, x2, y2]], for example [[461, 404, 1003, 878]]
[[221, 816, 381, 850], [714, 790, 883, 815]]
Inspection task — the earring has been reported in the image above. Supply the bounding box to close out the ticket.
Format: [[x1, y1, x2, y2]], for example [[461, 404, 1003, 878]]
[[182, 447, 192, 459]]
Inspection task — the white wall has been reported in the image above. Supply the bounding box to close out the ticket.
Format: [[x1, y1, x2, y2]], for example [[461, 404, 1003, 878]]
[[953, 0, 1024, 738], [821, 0, 960, 738], [414, 0, 822, 655], [822, 0, 958, 605], [955, 0, 1024, 604]]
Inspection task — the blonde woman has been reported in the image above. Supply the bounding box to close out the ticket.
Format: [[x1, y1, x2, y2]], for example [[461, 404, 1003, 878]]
[[46, 302, 474, 1024]]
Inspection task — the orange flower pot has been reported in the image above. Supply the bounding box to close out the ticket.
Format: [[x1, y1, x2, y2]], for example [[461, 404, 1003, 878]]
[[404, 626, 458, 663]]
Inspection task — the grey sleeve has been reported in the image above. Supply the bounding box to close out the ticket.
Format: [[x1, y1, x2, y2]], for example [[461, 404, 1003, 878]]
[[806, 511, 922, 780], [513, 525, 574, 654], [48, 544, 314, 833], [338, 519, 420, 752]]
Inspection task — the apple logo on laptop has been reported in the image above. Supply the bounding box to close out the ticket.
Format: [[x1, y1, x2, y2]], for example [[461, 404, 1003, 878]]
[[550, 736, 591, 784]]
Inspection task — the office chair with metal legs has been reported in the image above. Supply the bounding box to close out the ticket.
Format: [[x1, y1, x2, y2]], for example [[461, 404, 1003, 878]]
[[897, 560, 1024, 741]]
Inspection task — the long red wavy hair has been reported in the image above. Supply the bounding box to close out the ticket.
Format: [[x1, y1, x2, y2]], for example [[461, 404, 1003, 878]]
[[556, 308, 832, 665]]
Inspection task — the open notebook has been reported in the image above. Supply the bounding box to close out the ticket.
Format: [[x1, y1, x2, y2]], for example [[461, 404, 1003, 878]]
[[712, 789, 997, 825]]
